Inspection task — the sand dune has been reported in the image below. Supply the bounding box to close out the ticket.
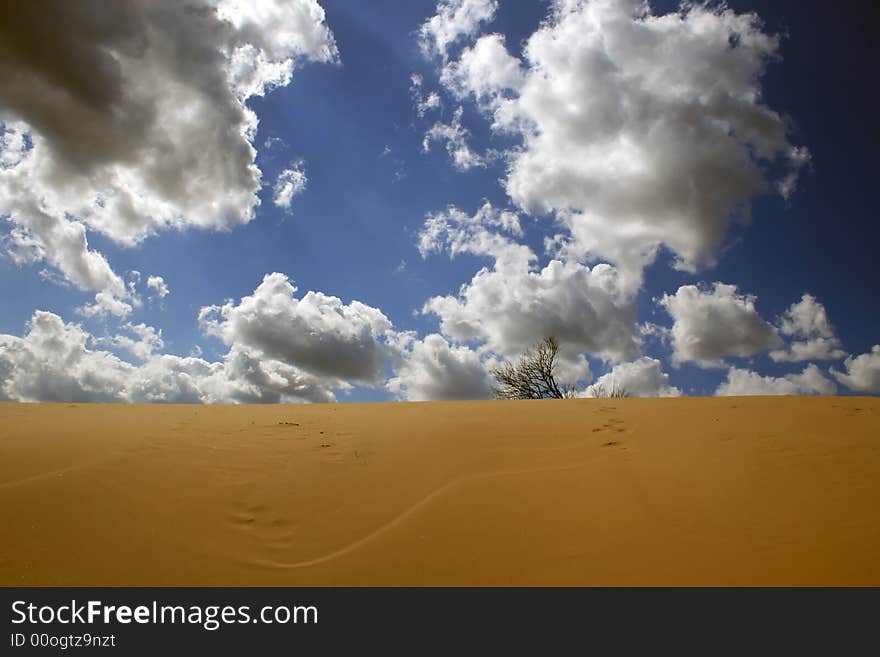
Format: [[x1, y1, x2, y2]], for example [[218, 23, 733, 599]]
[[0, 397, 877, 586]]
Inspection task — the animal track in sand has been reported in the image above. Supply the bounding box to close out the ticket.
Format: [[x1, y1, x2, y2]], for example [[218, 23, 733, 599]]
[[245, 457, 606, 571], [229, 501, 295, 551], [591, 417, 627, 434], [0, 446, 148, 489], [0, 462, 106, 489]]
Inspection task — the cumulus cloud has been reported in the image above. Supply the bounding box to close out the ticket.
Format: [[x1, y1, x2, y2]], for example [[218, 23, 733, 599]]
[[660, 283, 781, 367], [0, 0, 336, 296], [831, 345, 880, 393], [199, 272, 393, 385], [585, 357, 680, 397], [419, 204, 640, 377], [77, 291, 135, 319], [218, 0, 338, 96], [431, 0, 807, 279], [770, 338, 847, 364], [0, 311, 134, 402], [0, 267, 405, 403], [106, 323, 165, 361], [770, 294, 845, 362], [127, 344, 339, 404], [202, 344, 338, 403], [716, 364, 836, 396], [419, 0, 498, 60], [422, 106, 486, 171], [0, 309, 347, 404], [272, 162, 307, 209], [387, 332, 492, 400], [146, 275, 170, 299], [440, 32, 524, 107]]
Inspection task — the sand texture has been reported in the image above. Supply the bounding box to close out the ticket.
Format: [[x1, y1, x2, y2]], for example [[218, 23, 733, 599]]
[[0, 397, 878, 586]]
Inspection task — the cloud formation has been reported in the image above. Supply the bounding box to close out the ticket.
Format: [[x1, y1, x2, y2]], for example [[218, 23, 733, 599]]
[[660, 283, 781, 367], [146, 275, 170, 300], [419, 0, 498, 60], [831, 346, 880, 393], [422, 106, 486, 171], [586, 357, 680, 397], [716, 364, 836, 396], [273, 162, 307, 209], [199, 273, 393, 386], [770, 294, 845, 362], [0, 311, 133, 402], [387, 332, 493, 400], [431, 0, 807, 279], [0, 0, 336, 300], [77, 291, 135, 320], [107, 323, 165, 362], [440, 32, 524, 106], [410, 73, 442, 117], [419, 204, 640, 379], [0, 307, 360, 404]]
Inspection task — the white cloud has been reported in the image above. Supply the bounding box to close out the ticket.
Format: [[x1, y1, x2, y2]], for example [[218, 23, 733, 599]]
[[586, 357, 680, 397], [107, 323, 165, 362], [419, 0, 498, 60], [74, 270, 155, 318], [219, 0, 338, 98], [433, 0, 807, 280], [218, 0, 337, 60], [146, 275, 170, 299], [417, 91, 443, 117], [831, 345, 880, 393], [204, 344, 338, 403], [0, 308, 350, 404], [0, 121, 30, 169], [660, 283, 781, 368], [387, 332, 492, 400], [418, 202, 526, 270], [716, 364, 836, 396], [770, 338, 845, 363], [440, 33, 524, 106], [420, 204, 640, 374], [77, 291, 134, 319], [0, 262, 410, 404], [272, 163, 308, 209], [0, 1, 336, 293], [125, 355, 225, 404], [639, 321, 672, 346], [127, 346, 339, 404], [422, 106, 485, 171], [770, 294, 845, 362], [199, 272, 393, 385], [0, 311, 133, 402], [777, 293, 837, 337], [410, 73, 443, 117]]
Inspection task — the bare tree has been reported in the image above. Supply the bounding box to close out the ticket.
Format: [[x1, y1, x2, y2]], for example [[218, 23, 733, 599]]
[[588, 380, 630, 398], [491, 336, 576, 400]]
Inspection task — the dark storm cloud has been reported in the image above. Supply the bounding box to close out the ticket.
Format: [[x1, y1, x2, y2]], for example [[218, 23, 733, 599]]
[[0, 0, 336, 297]]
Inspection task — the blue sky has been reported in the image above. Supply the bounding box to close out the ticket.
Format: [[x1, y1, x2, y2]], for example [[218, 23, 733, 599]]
[[0, 0, 878, 402]]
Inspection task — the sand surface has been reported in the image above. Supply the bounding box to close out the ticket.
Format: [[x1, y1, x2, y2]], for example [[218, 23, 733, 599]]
[[0, 397, 877, 586]]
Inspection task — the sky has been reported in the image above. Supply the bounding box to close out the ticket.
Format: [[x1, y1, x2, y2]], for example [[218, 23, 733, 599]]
[[0, 0, 878, 403]]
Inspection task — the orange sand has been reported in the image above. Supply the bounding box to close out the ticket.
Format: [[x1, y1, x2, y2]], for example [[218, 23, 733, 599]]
[[0, 397, 877, 586]]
